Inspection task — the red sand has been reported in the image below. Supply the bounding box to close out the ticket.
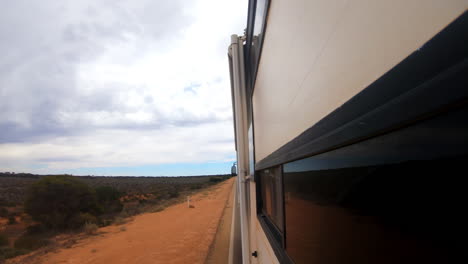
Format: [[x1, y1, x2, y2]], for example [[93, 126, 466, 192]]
[[7, 178, 234, 264]]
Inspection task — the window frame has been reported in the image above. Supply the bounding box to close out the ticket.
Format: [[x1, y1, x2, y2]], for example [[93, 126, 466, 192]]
[[256, 165, 293, 263], [245, 0, 271, 97]]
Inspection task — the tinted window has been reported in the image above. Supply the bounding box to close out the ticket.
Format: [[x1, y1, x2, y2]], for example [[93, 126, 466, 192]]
[[246, 0, 269, 94], [283, 156, 466, 264], [281, 104, 468, 264], [250, 0, 267, 66], [259, 166, 283, 232]]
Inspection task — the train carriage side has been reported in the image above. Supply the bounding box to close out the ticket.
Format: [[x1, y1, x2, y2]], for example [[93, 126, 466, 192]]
[[229, 1, 468, 263]]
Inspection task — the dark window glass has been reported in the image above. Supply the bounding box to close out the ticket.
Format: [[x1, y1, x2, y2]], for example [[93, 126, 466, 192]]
[[282, 105, 468, 264], [250, 0, 266, 66], [259, 166, 283, 232], [253, 0, 266, 37], [281, 106, 468, 264], [246, 0, 269, 94], [284, 156, 466, 264]]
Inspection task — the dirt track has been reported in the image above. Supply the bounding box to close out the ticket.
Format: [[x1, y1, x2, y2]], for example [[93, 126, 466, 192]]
[[205, 180, 235, 264], [8, 178, 234, 264]]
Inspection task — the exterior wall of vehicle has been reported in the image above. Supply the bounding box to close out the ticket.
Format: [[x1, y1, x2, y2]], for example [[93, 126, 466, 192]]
[[252, 0, 467, 161], [248, 181, 280, 264]]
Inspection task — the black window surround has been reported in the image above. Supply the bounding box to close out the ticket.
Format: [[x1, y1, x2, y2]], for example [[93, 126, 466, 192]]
[[252, 10, 468, 264], [256, 165, 292, 263], [244, 0, 270, 184], [245, 0, 271, 97], [258, 166, 284, 233]]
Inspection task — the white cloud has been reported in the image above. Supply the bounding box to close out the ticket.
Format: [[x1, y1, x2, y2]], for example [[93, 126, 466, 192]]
[[0, 0, 247, 174], [0, 121, 234, 172]]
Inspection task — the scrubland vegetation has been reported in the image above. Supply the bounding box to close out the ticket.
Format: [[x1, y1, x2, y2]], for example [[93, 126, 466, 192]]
[[0, 173, 231, 261]]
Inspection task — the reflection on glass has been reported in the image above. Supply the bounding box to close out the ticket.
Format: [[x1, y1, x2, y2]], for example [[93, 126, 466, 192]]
[[249, 0, 267, 81], [259, 166, 283, 232], [283, 156, 466, 264], [253, 0, 266, 37]]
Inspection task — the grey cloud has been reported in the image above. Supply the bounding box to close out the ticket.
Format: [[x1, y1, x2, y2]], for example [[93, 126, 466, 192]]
[[0, 78, 227, 143], [144, 96, 154, 104], [35, 156, 88, 163], [0, 0, 199, 144], [0, 121, 70, 143]]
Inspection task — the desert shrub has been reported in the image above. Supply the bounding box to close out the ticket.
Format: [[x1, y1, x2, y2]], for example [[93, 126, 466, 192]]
[[167, 185, 181, 198], [24, 175, 98, 229], [95, 186, 121, 201], [80, 212, 98, 223], [0, 247, 29, 261], [7, 215, 16, 225], [122, 206, 140, 216], [14, 234, 49, 250], [100, 219, 113, 227], [168, 187, 180, 198], [190, 184, 202, 190], [209, 177, 223, 183], [0, 233, 8, 247], [0, 207, 7, 217], [26, 224, 47, 235], [113, 217, 126, 225], [69, 213, 98, 229], [83, 222, 98, 235], [95, 186, 123, 214], [150, 206, 166, 213]]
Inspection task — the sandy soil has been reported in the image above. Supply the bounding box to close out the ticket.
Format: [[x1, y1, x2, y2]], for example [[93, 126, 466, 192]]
[[205, 180, 235, 264], [7, 178, 234, 264]]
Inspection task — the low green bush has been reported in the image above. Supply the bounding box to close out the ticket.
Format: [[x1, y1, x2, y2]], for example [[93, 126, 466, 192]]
[[0, 207, 8, 217], [95, 186, 123, 214], [190, 184, 202, 190], [14, 234, 49, 251], [83, 222, 98, 235], [0, 233, 8, 247], [69, 212, 98, 229], [209, 177, 223, 183], [26, 224, 47, 234], [0, 247, 29, 261], [168, 188, 179, 198], [8, 215, 16, 225], [100, 218, 113, 227], [122, 206, 140, 216], [113, 217, 126, 225], [24, 175, 98, 229]]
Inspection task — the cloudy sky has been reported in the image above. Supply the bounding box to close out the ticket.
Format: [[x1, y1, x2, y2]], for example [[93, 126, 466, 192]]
[[0, 0, 246, 176]]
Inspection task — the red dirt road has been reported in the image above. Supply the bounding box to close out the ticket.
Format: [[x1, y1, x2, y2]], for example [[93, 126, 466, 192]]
[[8, 178, 234, 264]]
